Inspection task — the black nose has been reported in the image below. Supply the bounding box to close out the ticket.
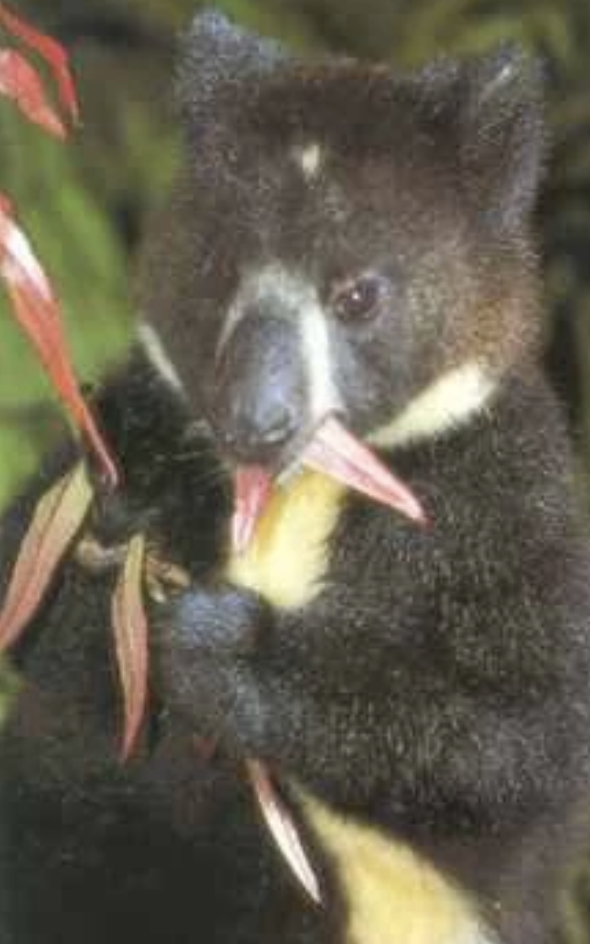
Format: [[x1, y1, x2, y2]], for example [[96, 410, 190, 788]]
[[212, 314, 306, 464]]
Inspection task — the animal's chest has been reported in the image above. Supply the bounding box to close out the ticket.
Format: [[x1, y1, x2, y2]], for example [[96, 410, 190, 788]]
[[227, 469, 344, 608], [227, 473, 491, 944], [303, 795, 493, 944]]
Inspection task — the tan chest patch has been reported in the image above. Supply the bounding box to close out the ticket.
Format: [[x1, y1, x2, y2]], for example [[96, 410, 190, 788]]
[[302, 793, 491, 944], [227, 470, 344, 609]]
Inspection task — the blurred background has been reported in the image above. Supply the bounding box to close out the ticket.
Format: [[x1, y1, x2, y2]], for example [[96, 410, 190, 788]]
[[1, 0, 590, 938]]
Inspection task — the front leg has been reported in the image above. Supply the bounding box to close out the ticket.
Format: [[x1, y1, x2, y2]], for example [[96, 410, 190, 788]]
[[153, 584, 273, 753], [153, 579, 581, 835]]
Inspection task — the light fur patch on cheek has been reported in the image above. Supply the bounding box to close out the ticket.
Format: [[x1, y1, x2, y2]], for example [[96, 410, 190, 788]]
[[369, 362, 497, 449], [137, 322, 186, 394]]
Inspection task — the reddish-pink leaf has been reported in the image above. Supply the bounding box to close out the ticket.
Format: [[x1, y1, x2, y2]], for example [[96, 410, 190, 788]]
[[0, 48, 66, 138], [0, 463, 93, 651], [302, 415, 427, 524], [247, 759, 322, 905], [0, 2, 79, 124], [112, 534, 149, 762], [232, 465, 273, 555], [0, 200, 119, 487], [231, 416, 427, 553]]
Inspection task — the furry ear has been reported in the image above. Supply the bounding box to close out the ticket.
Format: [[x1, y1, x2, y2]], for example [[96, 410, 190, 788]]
[[176, 10, 285, 122], [460, 45, 545, 231]]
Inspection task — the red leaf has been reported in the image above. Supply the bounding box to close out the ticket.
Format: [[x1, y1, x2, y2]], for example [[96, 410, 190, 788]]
[[231, 417, 427, 554], [0, 2, 79, 125], [302, 415, 427, 524], [0, 463, 93, 651], [232, 465, 273, 555], [112, 534, 149, 762], [0, 48, 66, 138], [0, 198, 119, 487]]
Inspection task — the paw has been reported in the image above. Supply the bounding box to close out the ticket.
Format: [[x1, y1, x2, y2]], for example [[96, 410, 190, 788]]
[[171, 585, 263, 656], [151, 584, 270, 750]]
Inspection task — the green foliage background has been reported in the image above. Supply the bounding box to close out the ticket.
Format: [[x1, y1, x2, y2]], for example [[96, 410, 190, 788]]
[[1, 0, 590, 937]]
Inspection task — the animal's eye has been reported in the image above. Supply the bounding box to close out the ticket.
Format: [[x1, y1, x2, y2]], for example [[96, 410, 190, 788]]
[[330, 274, 389, 323]]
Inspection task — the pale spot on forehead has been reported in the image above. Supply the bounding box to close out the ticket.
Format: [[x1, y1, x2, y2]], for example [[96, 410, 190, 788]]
[[294, 142, 324, 181]]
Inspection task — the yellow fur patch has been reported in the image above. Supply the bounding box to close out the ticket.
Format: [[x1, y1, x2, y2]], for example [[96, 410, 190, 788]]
[[227, 470, 344, 609], [302, 793, 489, 944]]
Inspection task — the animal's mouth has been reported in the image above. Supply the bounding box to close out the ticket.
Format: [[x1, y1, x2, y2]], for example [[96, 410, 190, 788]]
[[231, 413, 427, 553]]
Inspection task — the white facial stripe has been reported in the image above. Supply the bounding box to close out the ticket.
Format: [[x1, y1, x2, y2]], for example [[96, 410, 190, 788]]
[[138, 321, 185, 394], [221, 263, 341, 423], [218, 264, 301, 355], [300, 303, 341, 420], [369, 362, 497, 449]]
